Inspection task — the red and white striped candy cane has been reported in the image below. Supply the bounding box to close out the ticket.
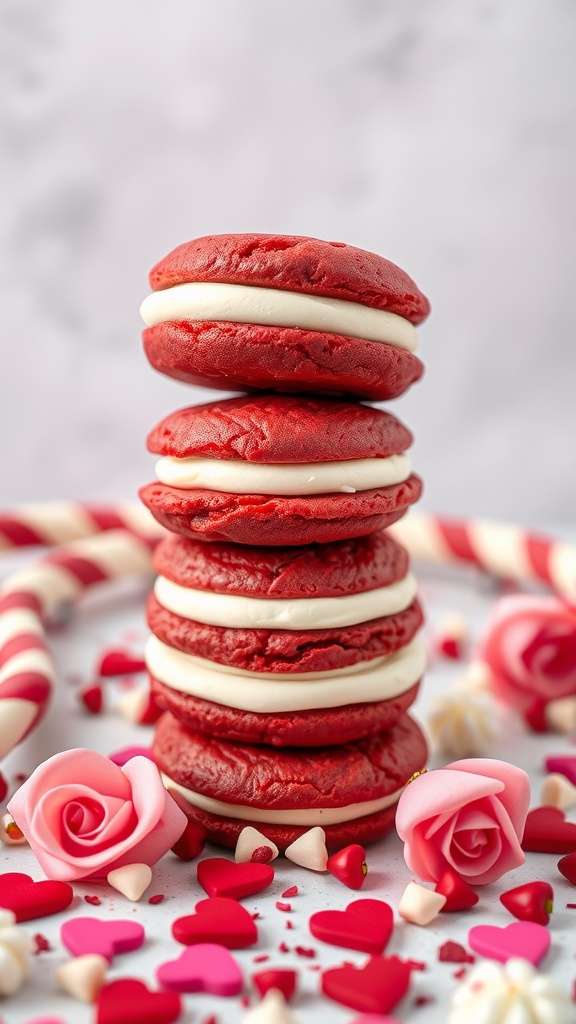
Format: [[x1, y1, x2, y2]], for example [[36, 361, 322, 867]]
[[0, 529, 158, 772], [390, 512, 576, 604], [0, 502, 163, 549]]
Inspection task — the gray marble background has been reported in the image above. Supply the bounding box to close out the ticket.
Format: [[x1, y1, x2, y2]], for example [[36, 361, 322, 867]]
[[1, 0, 575, 525]]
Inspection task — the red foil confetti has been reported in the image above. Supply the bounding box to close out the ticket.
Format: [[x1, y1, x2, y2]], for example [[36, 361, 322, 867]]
[[282, 886, 298, 898], [438, 941, 475, 964], [148, 894, 165, 905], [275, 902, 291, 912], [33, 933, 51, 954], [84, 894, 101, 906]]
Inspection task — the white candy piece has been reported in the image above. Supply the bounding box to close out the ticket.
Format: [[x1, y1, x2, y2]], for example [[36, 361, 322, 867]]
[[545, 696, 576, 735], [235, 826, 279, 864], [241, 989, 302, 1024], [107, 863, 152, 901], [427, 690, 500, 758], [541, 773, 576, 810], [448, 958, 574, 1024], [398, 881, 446, 926], [0, 814, 28, 847], [454, 661, 494, 693], [284, 828, 328, 872], [56, 954, 108, 1003], [0, 918, 33, 996], [116, 688, 149, 724]]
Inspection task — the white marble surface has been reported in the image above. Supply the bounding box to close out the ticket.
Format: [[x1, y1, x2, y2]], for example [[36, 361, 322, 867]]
[[1, 0, 576, 524]]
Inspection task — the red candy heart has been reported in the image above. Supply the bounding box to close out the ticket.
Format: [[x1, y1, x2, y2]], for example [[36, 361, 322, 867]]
[[557, 851, 576, 884], [322, 955, 412, 1014], [309, 898, 393, 955], [521, 807, 576, 853], [96, 978, 181, 1024], [434, 868, 479, 912], [500, 881, 554, 925], [326, 845, 368, 890], [197, 857, 274, 899], [252, 968, 297, 1002], [172, 897, 257, 949], [0, 872, 73, 922]]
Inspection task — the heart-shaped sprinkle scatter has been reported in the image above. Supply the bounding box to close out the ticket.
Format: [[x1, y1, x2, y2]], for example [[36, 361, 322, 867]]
[[156, 943, 242, 995], [558, 851, 576, 884], [0, 873, 73, 922], [500, 881, 554, 924], [521, 807, 576, 853], [61, 917, 145, 962], [468, 921, 551, 966], [96, 978, 181, 1024], [322, 955, 412, 1014], [172, 896, 257, 948], [326, 845, 367, 889], [197, 857, 274, 899], [252, 967, 297, 1001], [309, 899, 393, 955]]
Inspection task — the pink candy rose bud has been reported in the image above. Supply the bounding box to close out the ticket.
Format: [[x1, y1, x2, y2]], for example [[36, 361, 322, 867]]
[[7, 749, 187, 881], [480, 596, 576, 727], [396, 758, 530, 886]]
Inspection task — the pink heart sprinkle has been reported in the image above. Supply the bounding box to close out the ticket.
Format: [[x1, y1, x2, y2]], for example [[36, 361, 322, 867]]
[[60, 917, 145, 962], [468, 921, 550, 967], [156, 943, 243, 995]]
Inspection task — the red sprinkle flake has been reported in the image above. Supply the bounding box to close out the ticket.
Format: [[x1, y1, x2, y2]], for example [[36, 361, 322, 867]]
[[278, 942, 290, 953], [567, 903, 576, 909], [439, 941, 475, 964], [201, 1017, 218, 1024], [282, 885, 298, 898], [308, 964, 322, 971], [286, 920, 294, 930], [252, 955, 270, 963], [14, 773, 27, 783], [33, 933, 51, 954], [453, 967, 467, 980], [251, 845, 274, 864], [148, 894, 165, 905], [295, 946, 316, 958], [414, 995, 435, 1007], [275, 901, 291, 913], [84, 894, 101, 906], [405, 958, 427, 971], [239, 996, 250, 1008], [251, 912, 260, 920]]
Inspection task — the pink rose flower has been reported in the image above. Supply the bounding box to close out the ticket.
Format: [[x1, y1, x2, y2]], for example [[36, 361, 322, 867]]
[[7, 748, 187, 881], [481, 596, 576, 722], [395, 758, 530, 885]]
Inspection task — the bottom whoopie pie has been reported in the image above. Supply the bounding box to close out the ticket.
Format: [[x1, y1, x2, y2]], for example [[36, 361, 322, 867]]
[[153, 711, 427, 851]]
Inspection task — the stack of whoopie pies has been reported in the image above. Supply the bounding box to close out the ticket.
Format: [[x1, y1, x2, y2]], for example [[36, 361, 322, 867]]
[[140, 234, 429, 852]]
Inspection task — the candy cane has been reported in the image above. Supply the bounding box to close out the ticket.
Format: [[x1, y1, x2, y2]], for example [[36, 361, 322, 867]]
[[390, 512, 576, 604], [0, 530, 158, 771], [0, 502, 164, 549]]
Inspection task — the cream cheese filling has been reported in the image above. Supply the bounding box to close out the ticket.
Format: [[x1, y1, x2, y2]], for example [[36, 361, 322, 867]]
[[140, 282, 419, 353], [145, 634, 425, 711], [154, 571, 417, 629], [163, 774, 406, 826], [155, 453, 411, 495]]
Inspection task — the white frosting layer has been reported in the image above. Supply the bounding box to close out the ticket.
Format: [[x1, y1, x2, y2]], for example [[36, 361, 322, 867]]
[[154, 572, 417, 629], [155, 453, 411, 495], [163, 774, 406, 826], [145, 634, 425, 711], [140, 282, 419, 353]]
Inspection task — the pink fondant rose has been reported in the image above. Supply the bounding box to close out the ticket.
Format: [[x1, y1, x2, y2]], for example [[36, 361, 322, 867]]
[[481, 596, 576, 724], [395, 758, 530, 885], [7, 749, 187, 881]]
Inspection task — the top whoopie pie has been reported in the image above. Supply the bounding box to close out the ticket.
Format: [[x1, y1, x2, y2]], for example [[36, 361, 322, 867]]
[[139, 393, 422, 546], [140, 233, 429, 400]]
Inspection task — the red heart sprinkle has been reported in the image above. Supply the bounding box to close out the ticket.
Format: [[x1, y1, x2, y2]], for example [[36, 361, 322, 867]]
[[322, 955, 412, 1014], [172, 897, 258, 949], [522, 807, 576, 853], [97, 649, 146, 677], [435, 868, 479, 912], [557, 851, 576, 885], [96, 978, 181, 1024], [0, 873, 73, 922], [326, 845, 368, 890], [500, 881, 554, 924], [309, 898, 393, 955], [197, 857, 274, 900], [252, 968, 297, 1001]]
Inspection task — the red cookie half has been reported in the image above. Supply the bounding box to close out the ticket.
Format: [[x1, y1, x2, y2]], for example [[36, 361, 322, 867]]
[[153, 711, 427, 851], [139, 476, 422, 546], [142, 233, 429, 399]]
